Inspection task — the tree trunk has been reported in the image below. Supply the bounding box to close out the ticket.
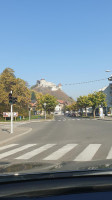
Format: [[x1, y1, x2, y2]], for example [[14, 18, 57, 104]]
[[85, 108, 87, 117], [80, 108, 83, 116], [93, 108, 95, 118]]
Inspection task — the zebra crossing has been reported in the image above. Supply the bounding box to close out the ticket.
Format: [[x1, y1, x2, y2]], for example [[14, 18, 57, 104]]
[[0, 143, 111, 162]]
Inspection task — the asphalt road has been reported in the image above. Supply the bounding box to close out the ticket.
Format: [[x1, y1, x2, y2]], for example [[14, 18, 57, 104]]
[[0, 115, 112, 172]]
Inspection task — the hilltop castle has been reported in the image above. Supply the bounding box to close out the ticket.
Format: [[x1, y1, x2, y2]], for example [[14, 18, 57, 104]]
[[36, 79, 62, 91]]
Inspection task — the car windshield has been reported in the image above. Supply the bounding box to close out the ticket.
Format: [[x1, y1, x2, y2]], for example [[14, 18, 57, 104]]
[[0, 0, 112, 175]]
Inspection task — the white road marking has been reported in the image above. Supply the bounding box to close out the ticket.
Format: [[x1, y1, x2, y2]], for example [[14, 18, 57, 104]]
[[74, 144, 101, 161], [43, 144, 77, 160], [0, 144, 18, 151], [16, 144, 56, 160], [77, 119, 80, 120], [0, 144, 36, 159], [106, 147, 112, 159]]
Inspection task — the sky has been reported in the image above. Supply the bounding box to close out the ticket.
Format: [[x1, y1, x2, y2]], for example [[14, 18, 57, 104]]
[[0, 0, 112, 100]]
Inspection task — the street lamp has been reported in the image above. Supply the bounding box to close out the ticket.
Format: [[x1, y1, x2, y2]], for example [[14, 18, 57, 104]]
[[105, 70, 112, 72], [43, 103, 46, 120], [105, 70, 112, 81]]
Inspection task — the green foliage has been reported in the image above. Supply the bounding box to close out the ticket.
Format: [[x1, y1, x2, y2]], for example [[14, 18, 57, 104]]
[[66, 92, 107, 118], [88, 91, 107, 109], [77, 96, 91, 109], [77, 96, 91, 116], [65, 102, 78, 112], [40, 94, 58, 114], [31, 91, 36, 100], [0, 68, 31, 118]]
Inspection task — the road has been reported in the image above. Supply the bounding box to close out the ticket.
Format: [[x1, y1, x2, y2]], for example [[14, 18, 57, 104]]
[[0, 115, 112, 172]]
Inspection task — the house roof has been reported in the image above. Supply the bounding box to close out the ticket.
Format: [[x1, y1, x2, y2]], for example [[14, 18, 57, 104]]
[[30, 102, 37, 107], [58, 83, 62, 86], [99, 86, 108, 91], [57, 99, 64, 104]]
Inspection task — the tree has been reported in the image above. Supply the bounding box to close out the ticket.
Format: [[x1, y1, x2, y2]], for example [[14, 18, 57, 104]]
[[0, 68, 16, 93], [0, 68, 31, 118], [64, 102, 78, 113], [88, 91, 107, 118], [77, 96, 91, 116], [40, 94, 58, 114], [35, 92, 43, 112], [12, 78, 31, 106], [71, 102, 79, 112], [31, 91, 36, 101]]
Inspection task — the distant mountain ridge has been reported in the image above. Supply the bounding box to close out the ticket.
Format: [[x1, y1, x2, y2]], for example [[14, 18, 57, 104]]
[[31, 79, 74, 104]]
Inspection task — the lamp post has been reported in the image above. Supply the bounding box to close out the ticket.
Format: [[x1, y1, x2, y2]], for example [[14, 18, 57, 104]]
[[43, 103, 46, 120]]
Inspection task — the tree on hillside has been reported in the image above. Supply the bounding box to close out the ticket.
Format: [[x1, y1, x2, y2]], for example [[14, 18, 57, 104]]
[[88, 91, 107, 118], [77, 96, 91, 116], [40, 94, 58, 114]]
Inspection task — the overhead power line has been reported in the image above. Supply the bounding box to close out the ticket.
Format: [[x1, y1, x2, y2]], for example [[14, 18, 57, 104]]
[[63, 78, 108, 86]]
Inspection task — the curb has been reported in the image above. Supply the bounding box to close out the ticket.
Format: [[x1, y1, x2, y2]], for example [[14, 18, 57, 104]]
[[0, 128, 32, 146], [0, 119, 54, 125]]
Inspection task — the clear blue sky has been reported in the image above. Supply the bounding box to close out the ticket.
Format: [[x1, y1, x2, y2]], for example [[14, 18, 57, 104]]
[[0, 0, 112, 100]]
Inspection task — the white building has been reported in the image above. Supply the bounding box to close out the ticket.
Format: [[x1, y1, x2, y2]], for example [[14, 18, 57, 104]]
[[99, 83, 112, 114], [36, 79, 62, 91], [54, 100, 65, 115]]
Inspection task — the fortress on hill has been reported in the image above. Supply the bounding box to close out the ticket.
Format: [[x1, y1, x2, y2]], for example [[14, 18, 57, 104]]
[[36, 79, 62, 91]]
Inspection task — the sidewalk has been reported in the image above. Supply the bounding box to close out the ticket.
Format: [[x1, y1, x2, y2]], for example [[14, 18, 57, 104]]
[[97, 116, 112, 121], [0, 118, 54, 145], [0, 118, 54, 124], [0, 124, 32, 145]]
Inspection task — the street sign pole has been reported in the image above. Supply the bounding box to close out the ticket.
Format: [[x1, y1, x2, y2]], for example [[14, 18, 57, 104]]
[[11, 103, 13, 134]]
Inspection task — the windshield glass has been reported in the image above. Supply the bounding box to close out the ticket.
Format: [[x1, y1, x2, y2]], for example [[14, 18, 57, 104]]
[[0, 0, 112, 175]]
